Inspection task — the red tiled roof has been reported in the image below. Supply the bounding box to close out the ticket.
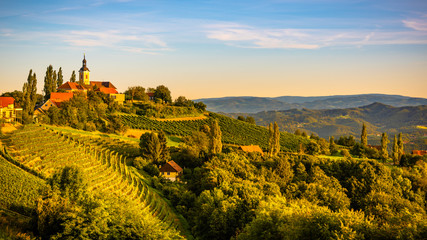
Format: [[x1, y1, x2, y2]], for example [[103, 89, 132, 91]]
[[159, 160, 183, 173], [412, 150, 427, 156], [90, 81, 116, 89], [97, 87, 118, 94], [50, 92, 74, 102], [57, 81, 85, 91], [147, 92, 155, 97], [239, 145, 264, 154], [0, 97, 14, 108]]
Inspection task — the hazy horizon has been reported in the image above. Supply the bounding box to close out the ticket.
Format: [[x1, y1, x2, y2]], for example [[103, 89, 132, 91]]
[[1, 0, 426, 99]]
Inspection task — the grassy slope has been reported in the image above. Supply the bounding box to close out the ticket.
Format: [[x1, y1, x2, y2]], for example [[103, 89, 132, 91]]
[[0, 155, 46, 215], [120, 112, 309, 152]]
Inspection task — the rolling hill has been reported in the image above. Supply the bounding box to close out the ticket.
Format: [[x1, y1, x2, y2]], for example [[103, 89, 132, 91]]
[[226, 103, 427, 150], [195, 94, 427, 113]]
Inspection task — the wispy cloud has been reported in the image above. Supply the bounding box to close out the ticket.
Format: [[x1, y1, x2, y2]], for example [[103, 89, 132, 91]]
[[205, 22, 427, 49], [403, 18, 427, 31]]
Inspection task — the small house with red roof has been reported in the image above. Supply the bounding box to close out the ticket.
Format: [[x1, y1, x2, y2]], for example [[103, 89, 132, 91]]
[[0, 97, 22, 123], [159, 160, 183, 181], [34, 92, 75, 116], [412, 150, 427, 156]]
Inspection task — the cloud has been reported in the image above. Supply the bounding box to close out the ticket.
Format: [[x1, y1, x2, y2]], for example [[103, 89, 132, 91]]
[[205, 22, 427, 49], [403, 19, 427, 31], [206, 24, 319, 49]]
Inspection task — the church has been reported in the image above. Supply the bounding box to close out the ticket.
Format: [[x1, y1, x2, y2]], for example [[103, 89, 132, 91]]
[[35, 56, 125, 115]]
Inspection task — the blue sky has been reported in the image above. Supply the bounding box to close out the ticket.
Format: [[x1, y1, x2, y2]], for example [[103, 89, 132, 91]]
[[1, 0, 426, 99]]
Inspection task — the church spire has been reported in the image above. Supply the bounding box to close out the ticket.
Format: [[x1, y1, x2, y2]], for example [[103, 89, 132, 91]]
[[79, 54, 90, 85]]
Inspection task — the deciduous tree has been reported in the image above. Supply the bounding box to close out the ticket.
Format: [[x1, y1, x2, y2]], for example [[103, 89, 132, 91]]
[[209, 120, 222, 154]]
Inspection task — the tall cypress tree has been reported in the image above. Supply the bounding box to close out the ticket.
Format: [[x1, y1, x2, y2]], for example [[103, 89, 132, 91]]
[[361, 123, 367, 146], [397, 133, 404, 162], [70, 70, 76, 83], [392, 135, 399, 165], [210, 120, 222, 154], [43, 65, 55, 101], [273, 122, 280, 156], [57, 67, 64, 88], [22, 69, 37, 116], [380, 132, 389, 162], [268, 123, 274, 156]]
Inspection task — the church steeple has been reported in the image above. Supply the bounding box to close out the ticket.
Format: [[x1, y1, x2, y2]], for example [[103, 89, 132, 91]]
[[79, 54, 90, 85]]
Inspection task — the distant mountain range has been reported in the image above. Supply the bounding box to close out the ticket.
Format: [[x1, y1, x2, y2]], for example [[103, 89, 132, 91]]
[[225, 103, 427, 151], [195, 94, 427, 113]]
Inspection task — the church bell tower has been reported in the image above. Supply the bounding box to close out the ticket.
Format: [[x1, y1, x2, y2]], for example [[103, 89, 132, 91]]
[[79, 54, 90, 85]]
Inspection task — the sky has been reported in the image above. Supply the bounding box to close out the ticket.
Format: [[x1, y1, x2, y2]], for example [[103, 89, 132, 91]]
[[0, 0, 426, 100]]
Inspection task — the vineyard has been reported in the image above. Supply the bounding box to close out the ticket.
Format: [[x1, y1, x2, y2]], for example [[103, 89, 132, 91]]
[[0, 125, 189, 237], [120, 113, 309, 152], [0, 155, 47, 215]]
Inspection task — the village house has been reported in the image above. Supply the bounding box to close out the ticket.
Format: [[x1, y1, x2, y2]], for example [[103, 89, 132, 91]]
[[159, 160, 183, 182], [412, 150, 427, 156], [0, 97, 22, 123], [34, 92, 74, 116], [238, 145, 264, 155]]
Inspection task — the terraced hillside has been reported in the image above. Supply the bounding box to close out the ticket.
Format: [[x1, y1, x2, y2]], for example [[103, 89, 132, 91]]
[[120, 112, 309, 152], [0, 125, 189, 237], [0, 154, 47, 215]]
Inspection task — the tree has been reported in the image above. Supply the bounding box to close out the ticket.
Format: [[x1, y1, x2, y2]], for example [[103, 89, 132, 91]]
[[174, 96, 194, 107], [194, 102, 206, 111], [22, 69, 37, 117], [70, 70, 76, 82], [57, 67, 63, 88], [380, 132, 389, 162], [397, 133, 404, 163], [392, 135, 399, 165], [237, 116, 245, 121], [273, 122, 280, 156], [43, 65, 56, 101], [139, 131, 169, 164], [125, 86, 148, 102], [210, 120, 222, 154], [361, 123, 368, 146], [329, 136, 338, 155], [268, 123, 274, 156], [294, 129, 302, 136], [154, 85, 172, 104], [246, 116, 255, 124]]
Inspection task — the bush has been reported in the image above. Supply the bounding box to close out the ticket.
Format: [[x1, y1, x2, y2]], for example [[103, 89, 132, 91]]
[[143, 163, 160, 176], [133, 157, 148, 170]]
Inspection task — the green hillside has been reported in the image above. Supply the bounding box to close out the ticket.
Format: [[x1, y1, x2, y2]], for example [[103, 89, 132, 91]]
[[0, 154, 46, 215], [227, 103, 427, 150], [0, 125, 190, 238], [120, 112, 309, 152]]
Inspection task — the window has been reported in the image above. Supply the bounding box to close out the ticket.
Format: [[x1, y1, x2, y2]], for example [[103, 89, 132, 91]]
[[167, 172, 170, 175]]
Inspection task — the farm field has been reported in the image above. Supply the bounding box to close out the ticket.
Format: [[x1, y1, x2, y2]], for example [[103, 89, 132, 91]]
[[0, 125, 190, 237], [120, 112, 309, 152]]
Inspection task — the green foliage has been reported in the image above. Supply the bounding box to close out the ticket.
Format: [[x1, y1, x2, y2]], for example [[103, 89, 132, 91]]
[[209, 120, 222, 154], [154, 85, 172, 104], [0, 156, 46, 215], [392, 135, 399, 165], [337, 135, 356, 147], [380, 132, 389, 161], [236, 197, 374, 240], [139, 131, 170, 164], [43, 65, 56, 101], [69, 70, 76, 83], [125, 86, 148, 102], [22, 69, 38, 119], [144, 163, 161, 176], [56, 67, 63, 88], [361, 123, 368, 146]]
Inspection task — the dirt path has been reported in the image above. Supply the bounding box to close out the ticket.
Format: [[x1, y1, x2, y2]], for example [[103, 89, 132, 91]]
[[151, 115, 208, 121]]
